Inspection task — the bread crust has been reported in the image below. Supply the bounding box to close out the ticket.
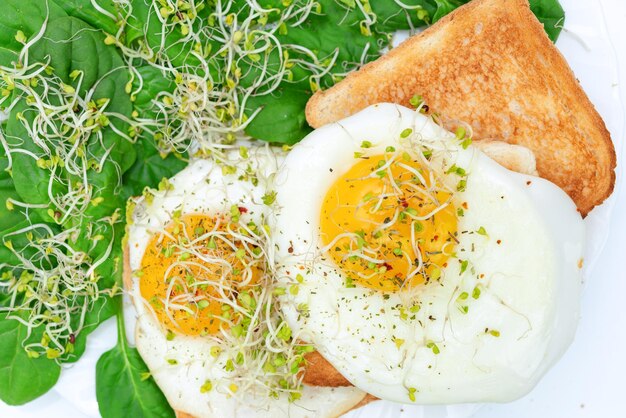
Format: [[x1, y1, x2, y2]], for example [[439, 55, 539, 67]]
[[306, 0, 615, 215]]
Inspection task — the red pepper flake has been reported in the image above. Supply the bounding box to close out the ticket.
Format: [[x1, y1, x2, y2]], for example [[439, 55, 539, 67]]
[[462, 202, 468, 209], [69, 333, 76, 344], [399, 199, 409, 208], [497, 240, 502, 245], [383, 262, 394, 271], [526, 181, 532, 186], [238, 206, 248, 214]]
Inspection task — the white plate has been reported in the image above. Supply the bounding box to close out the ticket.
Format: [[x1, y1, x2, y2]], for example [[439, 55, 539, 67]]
[[2, 0, 625, 417]]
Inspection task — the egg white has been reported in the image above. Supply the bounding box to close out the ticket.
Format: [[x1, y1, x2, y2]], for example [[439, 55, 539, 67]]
[[126, 149, 366, 418], [272, 103, 585, 404]]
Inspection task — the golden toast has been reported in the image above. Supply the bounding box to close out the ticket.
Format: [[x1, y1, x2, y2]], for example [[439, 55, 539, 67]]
[[306, 0, 615, 215]]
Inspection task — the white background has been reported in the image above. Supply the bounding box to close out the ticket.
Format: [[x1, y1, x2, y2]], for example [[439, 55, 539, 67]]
[[1, 0, 625, 417]]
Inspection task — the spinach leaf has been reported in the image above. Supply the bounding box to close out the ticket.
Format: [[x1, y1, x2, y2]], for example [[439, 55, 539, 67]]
[[0, 6, 136, 371], [369, 0, 436, 31], [96, 300, 175, 418], [429, 0, 467, 22], [0, 313, 61, 405], [123, 0, 151, 46], [66, 295, 117, 363], [124, 0, 214, 71], [245, 86, 312, 144], [52, 0, 120, 34], [4, 14, 136, 223], [122, 139, 186, 200], [0, 0, 65, 59], [131, 66, 176, 119], [5, 101, 64, 223], [0, 168, 50, 266], [121, 65, 185, 199], [0, 174, 23, 236], [29, 15, 136, 174], [62, 220, 124, 362], [0, 163, 32, 264]]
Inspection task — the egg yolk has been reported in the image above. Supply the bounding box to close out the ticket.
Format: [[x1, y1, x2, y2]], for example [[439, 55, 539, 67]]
[[320, 153, 458, 292], [139, 213, 262, 336]]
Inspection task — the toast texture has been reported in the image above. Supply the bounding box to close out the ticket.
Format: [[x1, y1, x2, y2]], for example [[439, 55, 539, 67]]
[[306, 0, 615, 215]]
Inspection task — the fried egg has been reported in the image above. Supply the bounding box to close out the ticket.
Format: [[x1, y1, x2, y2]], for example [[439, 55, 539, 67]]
[[126, 148, 365, 417], [272, 103, 585, 404]]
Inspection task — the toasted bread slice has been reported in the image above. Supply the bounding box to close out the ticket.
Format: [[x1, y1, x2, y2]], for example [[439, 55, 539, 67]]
[[306, 0, 615, 215]]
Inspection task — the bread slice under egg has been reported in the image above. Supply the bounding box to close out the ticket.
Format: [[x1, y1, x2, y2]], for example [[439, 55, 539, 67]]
[[305, 0, 615, 215]]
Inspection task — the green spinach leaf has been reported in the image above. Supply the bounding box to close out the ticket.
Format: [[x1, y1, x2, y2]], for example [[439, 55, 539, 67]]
[[370, 0, 436, 31], [66, 288, 118, 363], [0, 5, 135, 372], [4, 15, 136, 223], [131, 66, 176, 118], [0, 0, 65, 59], [52, 0, 120, 34], [96, 300, 175, 418], [244, 86, 312, 144], [122, 139, 186, 200], [0, 313, 61, 405], [0, 170, 50, 266]]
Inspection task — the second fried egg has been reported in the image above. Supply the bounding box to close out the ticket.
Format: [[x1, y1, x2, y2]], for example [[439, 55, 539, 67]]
[[272, 103, 585, 404]]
